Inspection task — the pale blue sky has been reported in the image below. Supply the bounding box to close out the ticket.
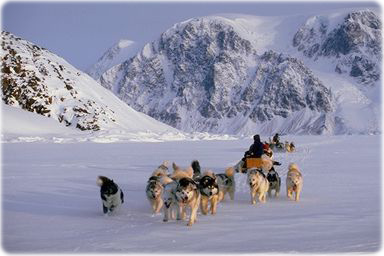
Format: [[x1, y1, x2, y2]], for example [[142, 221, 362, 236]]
[[2, 1, 380, 71]]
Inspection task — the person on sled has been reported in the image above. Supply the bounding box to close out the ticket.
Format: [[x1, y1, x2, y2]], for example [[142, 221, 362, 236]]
[[234, 134, 281, 173], [235, 134, 264, 173], [272, 133, 280, 145], [246, 134, 264, 158]]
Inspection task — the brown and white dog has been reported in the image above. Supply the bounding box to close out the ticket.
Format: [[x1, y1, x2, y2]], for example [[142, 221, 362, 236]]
[[145, 161, 169, 214], [216, 167, 235, 202], [247, 168, 269, 204], [174, 177, 200, 226], [145, 176, 164, 214], [198, 170, 219, 215], [285, 141, 295, 152], [286, 163, 303, 201], [162, 162, 200, 226]]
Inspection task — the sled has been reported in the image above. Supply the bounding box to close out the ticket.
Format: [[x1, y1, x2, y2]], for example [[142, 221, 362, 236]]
[[238, 157, 263, 173]]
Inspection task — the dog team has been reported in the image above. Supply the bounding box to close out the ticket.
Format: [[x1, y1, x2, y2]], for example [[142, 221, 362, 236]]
[[96, 159, 303, 226]]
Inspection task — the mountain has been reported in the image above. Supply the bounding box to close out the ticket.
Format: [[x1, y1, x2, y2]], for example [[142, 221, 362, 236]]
[[292, 10, 381, 87], [96, 9, 380, 135], [87, 39, 141, 81], [99, 16, 334, 135], [1, 31, 177, 134]]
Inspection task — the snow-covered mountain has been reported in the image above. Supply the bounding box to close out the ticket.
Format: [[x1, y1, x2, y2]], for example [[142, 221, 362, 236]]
[[96, 9, 380, 135], [1, 31, 177, 134], [87, 39, 141, 81], [99, 16, 335, 135], [292, 10, 381, 87]]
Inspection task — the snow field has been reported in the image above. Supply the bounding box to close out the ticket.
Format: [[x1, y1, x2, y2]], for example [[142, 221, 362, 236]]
[[2, 135, 380, 252]]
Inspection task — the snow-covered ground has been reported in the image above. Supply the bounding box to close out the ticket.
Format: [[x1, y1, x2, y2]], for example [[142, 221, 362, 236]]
[[1, 103, 236, 143], [2, 135, 380, 253]]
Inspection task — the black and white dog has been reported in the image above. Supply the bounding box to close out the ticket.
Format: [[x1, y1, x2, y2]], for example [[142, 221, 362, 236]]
[[267, 167, 281, 197], [199, 171, 220, 215], [97, 176, 124, 214]]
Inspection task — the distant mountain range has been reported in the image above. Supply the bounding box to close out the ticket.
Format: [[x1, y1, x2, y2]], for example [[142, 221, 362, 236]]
[[91, 9, 380, 135], [1, 8, 380, 136]]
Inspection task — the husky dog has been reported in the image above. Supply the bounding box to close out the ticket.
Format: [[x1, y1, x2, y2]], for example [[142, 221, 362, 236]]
[[175, 177, 200, 226], [216, 167, 235, 202], [247, 168, 269, 204], [161, 176, 178, 222], [267, 167, 281, 197], [162, 162, 199, 226], [198, 171, 219, 215], [285, 142, 295, 152], [145, 161, 169, 214], [286, 163, 303, 201], [145, 176, 164, 214], [97, 176, 124, 214]]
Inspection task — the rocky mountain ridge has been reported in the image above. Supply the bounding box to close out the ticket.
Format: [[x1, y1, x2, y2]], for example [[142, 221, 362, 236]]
[[99, 16, 336, 134], [292, 10, 381, 86], [1, 31, 177, 134]]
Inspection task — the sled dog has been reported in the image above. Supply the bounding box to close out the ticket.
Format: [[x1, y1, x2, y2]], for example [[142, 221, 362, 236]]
[[247, 168, 269, 204], [162, 163, 200, 226], [267, 167, 281, 197], [97, 176, 124, 214], [285, 142, 295, 152], [286, 163, 303, 201], [216, 167, 235, 202], [146, 175, 164, 214], [198, 171, 219, 215], [174, 177, 201, 226], [161, 175, 179, 222]]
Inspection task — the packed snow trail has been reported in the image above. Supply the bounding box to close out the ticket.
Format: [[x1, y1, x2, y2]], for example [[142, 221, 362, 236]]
[[2, 136, 380, 252]]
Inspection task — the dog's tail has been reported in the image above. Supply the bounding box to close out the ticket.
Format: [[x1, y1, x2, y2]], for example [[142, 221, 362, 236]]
[[96, 176, 110, 187], [225, 167, 234, 177], [161, 160, 169, 168], [191, 160, 201, 176], [172, 162, 180, 171], [289, 163, 300, 172]]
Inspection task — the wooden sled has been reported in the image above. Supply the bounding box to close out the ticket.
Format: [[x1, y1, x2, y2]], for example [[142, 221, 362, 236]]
[[240, 157, 263, 173]]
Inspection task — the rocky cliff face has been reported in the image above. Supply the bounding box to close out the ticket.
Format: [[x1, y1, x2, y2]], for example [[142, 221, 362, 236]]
[[99, 17, 334, 134], [1, 31, 175, 133], [293, 10, 381, 86]]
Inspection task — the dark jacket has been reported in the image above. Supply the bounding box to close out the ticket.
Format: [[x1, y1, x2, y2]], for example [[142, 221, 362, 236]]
[[248, 137, 264, 158]]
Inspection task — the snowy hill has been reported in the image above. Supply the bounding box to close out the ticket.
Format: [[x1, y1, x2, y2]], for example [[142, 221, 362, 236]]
[[1, 31, 179, 137], [86, 39, 141, 81], [96, 9, 381, 135]]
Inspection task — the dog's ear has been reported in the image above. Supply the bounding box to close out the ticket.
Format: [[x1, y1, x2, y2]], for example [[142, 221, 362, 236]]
[[172, 162, 179, 171]]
